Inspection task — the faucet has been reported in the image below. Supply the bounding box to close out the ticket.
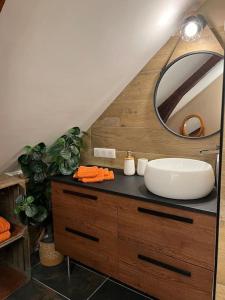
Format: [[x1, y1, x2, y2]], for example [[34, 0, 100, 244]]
[[200, 145, 220, 188]]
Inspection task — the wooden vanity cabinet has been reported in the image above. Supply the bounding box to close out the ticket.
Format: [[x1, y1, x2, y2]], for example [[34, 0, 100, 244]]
[[117, 197, 216, 300], [118, 197, 216, 270], [52, 182, 118, 277], [52, 181, 216, 300]]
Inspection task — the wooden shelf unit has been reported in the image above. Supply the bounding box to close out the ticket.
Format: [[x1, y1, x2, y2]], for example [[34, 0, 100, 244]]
[[0, 265, 27, 300], [0, 174, 30, 300], [0, 224, 25, 250]]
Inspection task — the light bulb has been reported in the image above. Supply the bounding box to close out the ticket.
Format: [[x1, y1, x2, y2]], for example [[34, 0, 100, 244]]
[[180, 15, 206, 42], [184, 21, 198, 38]]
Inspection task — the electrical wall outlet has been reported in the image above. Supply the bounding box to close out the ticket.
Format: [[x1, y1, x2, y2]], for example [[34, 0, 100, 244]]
[[94, 148, 116, 159]]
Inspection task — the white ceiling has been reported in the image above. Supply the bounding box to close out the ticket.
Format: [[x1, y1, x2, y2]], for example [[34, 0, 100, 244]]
[[156, 53, 211, 106], [169, 59, 224, 118], [0, 0, 204, 171]]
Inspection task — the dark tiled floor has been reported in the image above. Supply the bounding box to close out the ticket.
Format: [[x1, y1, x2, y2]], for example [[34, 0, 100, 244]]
[[7, 280, 64, 300], [89, 279, 151, 300], [8, 257, 153, 300], [32, 262, 106, 300]]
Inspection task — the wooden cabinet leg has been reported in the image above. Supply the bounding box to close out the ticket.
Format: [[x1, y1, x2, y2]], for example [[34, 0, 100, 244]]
[[67, 256, 71, 280]]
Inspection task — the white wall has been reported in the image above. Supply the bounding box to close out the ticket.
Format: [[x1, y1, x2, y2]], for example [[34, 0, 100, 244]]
[[0, 0, 201, 171]]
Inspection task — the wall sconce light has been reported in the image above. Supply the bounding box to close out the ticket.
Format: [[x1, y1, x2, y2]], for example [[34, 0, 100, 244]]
[[180, 15, 206, 41]]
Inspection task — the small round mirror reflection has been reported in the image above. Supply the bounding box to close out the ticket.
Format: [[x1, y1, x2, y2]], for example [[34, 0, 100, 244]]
[[154, 51, 223, 139], [180, 114, 204, 137]]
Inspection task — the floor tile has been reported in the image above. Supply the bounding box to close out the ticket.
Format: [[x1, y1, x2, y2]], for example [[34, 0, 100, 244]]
[[31, 251, 40, 267], [89, 280, 152, 300], [7, 280, 65, 300], [32, 262, 106, 300], [71, 259, 105, 277]]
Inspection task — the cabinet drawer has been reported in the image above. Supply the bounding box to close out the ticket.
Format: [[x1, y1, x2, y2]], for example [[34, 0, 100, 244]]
[[54, 215, 118, 277], [118, 197, 216, 270], [52, 182, 117, 234], [118, 238, 213, 300]]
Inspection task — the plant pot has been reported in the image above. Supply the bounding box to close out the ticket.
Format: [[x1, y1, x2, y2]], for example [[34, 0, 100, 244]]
[[28, 225, 44, 254], [39, 239, 64, 267]]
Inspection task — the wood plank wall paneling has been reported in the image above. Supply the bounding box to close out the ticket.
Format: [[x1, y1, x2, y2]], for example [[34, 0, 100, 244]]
[[82, 25, 225, 298], [217, 180, 225, 299], [216, 284, 225, 300], [82, 25, 223, 170], [168, 27, 224, 63], [216, 25, 225, 299]]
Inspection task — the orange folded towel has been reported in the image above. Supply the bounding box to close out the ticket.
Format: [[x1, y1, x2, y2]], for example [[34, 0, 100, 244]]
[[104, 170, 114, 180], [0, 217, 10, 234], [80, 175, 104, 183], [0, 230, 11, 243], [74, 166, 115, 183], [79, 168, 104, 183], [73, 166, 99, 179]]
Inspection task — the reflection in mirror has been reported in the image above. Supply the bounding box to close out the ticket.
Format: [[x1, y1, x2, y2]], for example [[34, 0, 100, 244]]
[[180, 114, 205, 137], [154, 51, 223, 139]]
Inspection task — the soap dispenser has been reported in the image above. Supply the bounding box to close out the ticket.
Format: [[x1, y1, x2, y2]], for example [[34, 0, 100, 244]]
[[124, 151, 135, 176]]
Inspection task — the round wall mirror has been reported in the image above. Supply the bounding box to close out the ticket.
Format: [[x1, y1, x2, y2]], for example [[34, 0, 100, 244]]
[[154, 51, 224, 139]]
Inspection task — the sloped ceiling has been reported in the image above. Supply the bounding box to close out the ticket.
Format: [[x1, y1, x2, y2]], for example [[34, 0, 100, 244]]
[[0, 0, 204, 171]]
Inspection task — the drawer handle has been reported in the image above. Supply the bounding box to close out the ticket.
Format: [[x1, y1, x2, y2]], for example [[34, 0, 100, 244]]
[[138, 254, 191, 277], [65, 227, 99, 242], [63, 189, 97, 201], [137, 207, 193, 224]]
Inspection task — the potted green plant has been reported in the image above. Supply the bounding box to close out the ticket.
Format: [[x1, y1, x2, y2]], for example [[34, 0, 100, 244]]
[[15, 127, 85, 263]]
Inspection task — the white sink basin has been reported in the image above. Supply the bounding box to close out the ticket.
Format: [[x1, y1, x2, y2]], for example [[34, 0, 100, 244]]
[[144, 158, 215, 200]]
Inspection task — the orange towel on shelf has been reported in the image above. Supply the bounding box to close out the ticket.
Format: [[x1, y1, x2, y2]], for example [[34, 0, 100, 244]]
[[0, 217, 10, 234], [73, 166, 115, 183], [0, 230, 11, 243]]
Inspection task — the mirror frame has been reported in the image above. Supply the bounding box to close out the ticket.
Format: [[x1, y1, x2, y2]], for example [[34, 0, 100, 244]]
[[154, 50, 223, 139], [180, 114, 205, 137]]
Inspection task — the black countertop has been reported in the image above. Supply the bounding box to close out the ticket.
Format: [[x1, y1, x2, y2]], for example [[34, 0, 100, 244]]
[[51, 169, 217, 216]]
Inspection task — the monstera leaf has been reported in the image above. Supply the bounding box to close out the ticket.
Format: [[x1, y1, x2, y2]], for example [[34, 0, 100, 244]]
[[60, 148, 72, 160], [23, 145, 33, 154], [68, 127, 80, 136], [25, 204, 38, 218], [18, 154, 30, 165], [59, 160, 73, 175], [48, 162, 59, 176], [15, 195, 48, 225], [32, 206, 48, 223], [18, 155, 31, 177], [30, 160, 47, 173], [33, 172, 47, 183], [70, 145, 80, 155], [33, 142, 46, 154], [30, 143, 46, 160], [26, 196, 35, 204], [47, 137, 66, 158], [69, 156, 79, 169], [47, 127, 83, 176]]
